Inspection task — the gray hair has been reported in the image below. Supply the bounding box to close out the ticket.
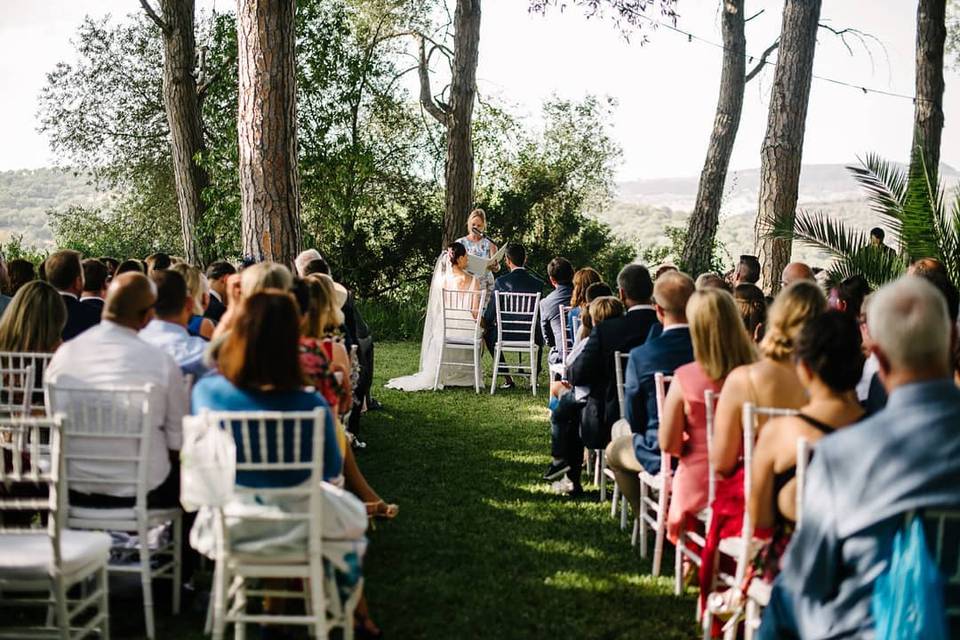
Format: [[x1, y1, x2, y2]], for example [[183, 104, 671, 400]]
[[866, 276, 951, 373]]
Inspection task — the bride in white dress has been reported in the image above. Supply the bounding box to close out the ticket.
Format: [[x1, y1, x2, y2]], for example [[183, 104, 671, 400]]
[[386, 242, 484, 391]]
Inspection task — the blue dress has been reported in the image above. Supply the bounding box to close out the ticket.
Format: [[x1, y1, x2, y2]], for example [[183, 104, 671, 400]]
[[191, 375, 343, 486], [187, 314, 205, 338]]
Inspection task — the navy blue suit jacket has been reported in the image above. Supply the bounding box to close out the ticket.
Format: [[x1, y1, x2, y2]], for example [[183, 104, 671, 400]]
[[486, 267, 545, 344], [624, 326, 694, 474], [567, 307, 659, 448], [61, 293, 101, 341]]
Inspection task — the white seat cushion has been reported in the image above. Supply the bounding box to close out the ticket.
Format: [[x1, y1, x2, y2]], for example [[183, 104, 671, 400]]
[[0, 530, 111, 580]]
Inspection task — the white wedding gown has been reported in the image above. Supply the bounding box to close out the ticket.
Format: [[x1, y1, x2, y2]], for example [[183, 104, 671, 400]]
[[386, 255, 480, 391]]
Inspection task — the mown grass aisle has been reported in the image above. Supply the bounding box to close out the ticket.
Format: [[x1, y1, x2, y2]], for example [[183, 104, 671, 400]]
[[360, 343, 697, 639]]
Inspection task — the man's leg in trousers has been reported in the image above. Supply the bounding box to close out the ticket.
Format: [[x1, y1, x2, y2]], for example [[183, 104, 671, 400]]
[[549, 393, 580, 460], [604, 434, 646, 515], [564, 422, 584, 488]]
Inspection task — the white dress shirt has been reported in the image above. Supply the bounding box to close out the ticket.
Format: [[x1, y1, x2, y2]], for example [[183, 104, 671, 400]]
[[139, 319, 209, 379], [45, 320, 188, 496]]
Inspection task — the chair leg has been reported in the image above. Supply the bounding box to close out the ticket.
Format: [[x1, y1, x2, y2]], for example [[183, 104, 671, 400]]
[[235, 578, 247, 640], [620, 494, 628, 530], [490, 345, 500, 395], [745, 598, 759, 640], [652, 500, 667, 576], [53, 576, 69, 640], [638, 483, 648, 556], [530, 348, 537, 395], [674, 531, 684, 596], [599, 451, 607, 501], [309, 562, 327, 640], [100, 565, 111, 640], [473, 344, 481, 394], [610, 483, 620, 519], [211, 562, 228, 640], [631, 515, 640, 547], [433, 345, 443, 390], [172, 515, 182, 615], [138, 525, 156, 640]]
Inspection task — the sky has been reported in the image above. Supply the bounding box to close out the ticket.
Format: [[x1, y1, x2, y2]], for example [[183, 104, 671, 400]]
[[0, 0, 957, 181]]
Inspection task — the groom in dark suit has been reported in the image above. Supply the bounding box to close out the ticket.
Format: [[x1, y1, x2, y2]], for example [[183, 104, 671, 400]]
[[484, 244, 545, 388]]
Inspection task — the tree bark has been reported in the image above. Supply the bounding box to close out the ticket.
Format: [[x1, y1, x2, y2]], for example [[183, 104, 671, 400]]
[[237, 0, 302, 268], [754, 0, 821, 293], [680, 0, 747, 277], [912, 0, 946, 179], [442, 0, 481, 247], [152, 0, 209, 265]]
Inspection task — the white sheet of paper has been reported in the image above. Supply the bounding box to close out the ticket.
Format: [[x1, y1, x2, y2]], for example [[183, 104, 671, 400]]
[[465, 243, 507, 276]]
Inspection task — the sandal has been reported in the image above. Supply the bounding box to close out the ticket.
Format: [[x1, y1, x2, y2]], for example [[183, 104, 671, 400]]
[[354, 613, 383, 639], [365, 500, 399, 520]]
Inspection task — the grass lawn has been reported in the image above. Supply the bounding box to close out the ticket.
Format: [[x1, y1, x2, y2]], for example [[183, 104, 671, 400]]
[[111, 342, 699, 638]]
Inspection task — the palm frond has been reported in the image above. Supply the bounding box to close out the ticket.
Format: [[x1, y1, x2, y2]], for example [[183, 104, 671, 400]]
[[847, 153, 908, 230], [900, 143, 943, 260], [769, 208, 905, 288]]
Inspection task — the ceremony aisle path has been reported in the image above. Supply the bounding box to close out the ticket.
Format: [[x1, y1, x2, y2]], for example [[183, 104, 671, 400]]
[[359, 342, 698, 639]]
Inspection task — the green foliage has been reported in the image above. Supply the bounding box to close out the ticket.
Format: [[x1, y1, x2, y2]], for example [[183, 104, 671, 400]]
[[1, 234, 48, 266], [639, 225, 729, 276], [770, 152, 960, 288]]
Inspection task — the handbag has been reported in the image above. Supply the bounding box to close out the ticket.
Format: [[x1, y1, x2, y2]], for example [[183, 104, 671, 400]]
[[179, 414, 236, 512]]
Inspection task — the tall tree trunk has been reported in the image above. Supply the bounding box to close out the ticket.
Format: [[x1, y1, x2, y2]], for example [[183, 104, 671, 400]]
[[442, 0, 481, 246], [146, 0, 209, 265], [680, 0, 747, 277], [754, 0, 821, 293], [912, 0, 946, 180], [237, 0, 302, 267]]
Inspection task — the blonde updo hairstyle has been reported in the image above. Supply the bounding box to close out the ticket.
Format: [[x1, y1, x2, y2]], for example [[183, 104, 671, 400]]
[[240, 262, 294, 298], [171, 263, 207, 315], [759, 280, 827, 362]]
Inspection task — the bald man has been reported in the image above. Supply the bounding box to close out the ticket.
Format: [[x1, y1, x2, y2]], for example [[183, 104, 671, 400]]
[[45, 272, 189, 509], [780, 262, 815, 288]]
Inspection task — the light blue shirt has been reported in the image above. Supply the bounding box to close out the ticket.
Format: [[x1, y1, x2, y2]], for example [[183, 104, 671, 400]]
[[139, 319, 209, 379], [761, 378, 960, 639]]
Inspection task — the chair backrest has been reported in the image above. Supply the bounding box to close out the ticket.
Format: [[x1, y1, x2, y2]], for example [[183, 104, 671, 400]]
[[654, 372, 674, 480], [920, 509, 960, 625], [558, 305, 572, 361], [0, 351, 52, 412], [704, 389, 719, 513], [0, 415, 66, 565], [45, 382, 154, 506], [794, 437, 813, 527], [494, 292, 541, 345], [0, 363, 34, 418], [195, 409, 327, 556], [741, 402, 799, 534], [614, 351, 630, 419], [441, 288, 486, 342]]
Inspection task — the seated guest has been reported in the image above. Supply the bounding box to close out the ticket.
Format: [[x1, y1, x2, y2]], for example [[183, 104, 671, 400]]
[[731, 254, 761, 287], [539, 257, 574, 366], [545, 296, 624, 494], [115, 259, 145, 275], [139, 270, 209, 378], [45, 272, 189, 508], [780, 262, 815, 288], [171, 263, 215, 339], [828, 273, 870, 319], [734, 283, 767, 342], [700, 281, 824, 612], [7, 258, 36, 296], [0, 280, 67, 353], [760, 277, 960, 638], [568, 263, 659, 452], [212, 262, 294, 342], [294, 248, 323, 277], [695, 272, 729, 292], [303, 257, 331, 278], [45, 250, 101, 341], [204, 260, 236, 323], [144, 252, 171, 275], [907, 256, 946, 276], [567, 267, 602, 345], [80, 258, 109, 316], [749, 311, 863, 579], [605, 271, 696, 516], [98, 256, 119, 279], [483, 244, 545, 388], [660, 288, 755, 549]]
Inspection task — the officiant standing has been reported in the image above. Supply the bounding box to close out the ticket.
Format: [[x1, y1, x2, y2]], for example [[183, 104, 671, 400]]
[[457, 209, 500, 297]]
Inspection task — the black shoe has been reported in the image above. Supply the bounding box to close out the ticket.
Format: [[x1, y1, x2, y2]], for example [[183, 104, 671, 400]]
[[367, 398, 384, 411], [543, 460, 571, 481], [500, 380, 516, 390]]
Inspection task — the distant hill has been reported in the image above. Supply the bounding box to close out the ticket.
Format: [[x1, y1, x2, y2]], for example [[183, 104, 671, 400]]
[[2, 163, 958, 270], [600, 162, 960, 268], [0, 168, 111, 249]]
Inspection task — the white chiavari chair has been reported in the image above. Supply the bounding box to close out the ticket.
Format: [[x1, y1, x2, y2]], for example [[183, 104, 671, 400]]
[[610, 352, 630, 527], [0, 352, 52, 414], [490, 292, 541, 395], [434, 288, 487, 393], [46, 382, 181, 640], [0, 414, 112, 640], [632, 372, 673, 576]]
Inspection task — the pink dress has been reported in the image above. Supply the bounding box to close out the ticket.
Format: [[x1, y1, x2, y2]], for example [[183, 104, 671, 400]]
[[667, 361, 720, 541]]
